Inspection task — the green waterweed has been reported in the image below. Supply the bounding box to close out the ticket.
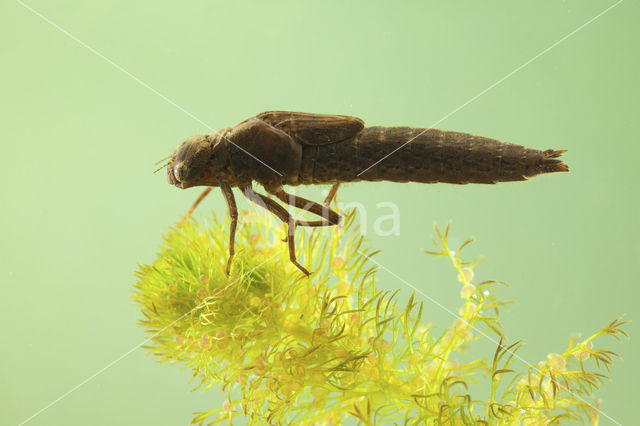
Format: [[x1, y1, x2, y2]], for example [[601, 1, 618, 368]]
[[132, 210, 627, 424]]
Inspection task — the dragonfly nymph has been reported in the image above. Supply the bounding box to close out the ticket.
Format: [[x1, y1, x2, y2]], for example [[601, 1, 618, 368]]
[[163, 111, 568, 276]]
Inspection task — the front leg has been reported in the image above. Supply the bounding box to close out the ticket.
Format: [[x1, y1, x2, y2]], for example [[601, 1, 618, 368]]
[[219, 181, 238, 276], [241, 185, 310, 277], [180, 187, 213, 225]]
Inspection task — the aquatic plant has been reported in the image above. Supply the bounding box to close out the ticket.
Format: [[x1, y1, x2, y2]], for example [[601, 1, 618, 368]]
[[132, 208, 627, 425]]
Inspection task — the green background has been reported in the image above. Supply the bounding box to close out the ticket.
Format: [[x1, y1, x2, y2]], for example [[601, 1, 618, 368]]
[[2, 1, 638, 424]]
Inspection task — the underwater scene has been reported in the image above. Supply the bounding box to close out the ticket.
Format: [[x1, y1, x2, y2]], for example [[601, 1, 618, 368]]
[[2, 1, 638, 425]]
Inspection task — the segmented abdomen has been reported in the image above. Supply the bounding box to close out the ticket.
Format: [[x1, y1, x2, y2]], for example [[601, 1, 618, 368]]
[[302, 126, 567, 185]]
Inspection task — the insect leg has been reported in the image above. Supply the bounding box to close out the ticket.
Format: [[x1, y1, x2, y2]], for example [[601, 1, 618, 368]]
[[266, 186, 341, 228], [219, 181, 238, 276], [241, 185, 311, 277], [323, 183, 340, 207], [181, 187, 213, 224]]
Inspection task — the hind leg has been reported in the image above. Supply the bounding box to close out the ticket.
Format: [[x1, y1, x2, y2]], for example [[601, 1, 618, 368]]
[[266, 186, 341, 228], [324, 183, 340, 207]]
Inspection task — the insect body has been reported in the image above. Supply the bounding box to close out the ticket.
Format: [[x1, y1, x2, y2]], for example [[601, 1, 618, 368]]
[[166, 111, 568, 276]]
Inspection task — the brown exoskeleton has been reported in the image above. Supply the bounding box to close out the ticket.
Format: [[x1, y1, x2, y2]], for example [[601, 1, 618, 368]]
[[163, 111, 568, 276]]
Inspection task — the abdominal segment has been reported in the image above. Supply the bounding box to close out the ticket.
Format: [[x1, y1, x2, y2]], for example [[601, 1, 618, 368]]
[[302, 126, 567, 185]]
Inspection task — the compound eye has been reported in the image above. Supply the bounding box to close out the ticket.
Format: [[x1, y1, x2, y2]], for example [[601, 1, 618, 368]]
[[174, 162, 187, 182]]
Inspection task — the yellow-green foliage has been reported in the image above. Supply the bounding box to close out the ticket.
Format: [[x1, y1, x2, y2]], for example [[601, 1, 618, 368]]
[[132, 209, 627, 425]]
